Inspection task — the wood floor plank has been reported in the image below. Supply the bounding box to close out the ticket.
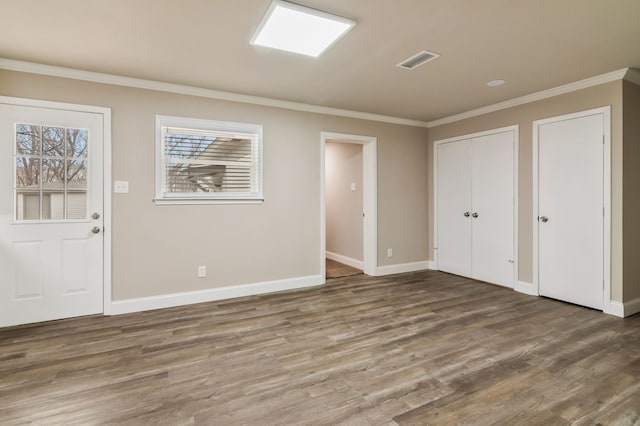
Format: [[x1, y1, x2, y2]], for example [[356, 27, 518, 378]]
[[1, 270, 639, 425]]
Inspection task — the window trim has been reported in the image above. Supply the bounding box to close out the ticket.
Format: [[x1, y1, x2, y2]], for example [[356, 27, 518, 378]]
[[154, 115, 264, 205]]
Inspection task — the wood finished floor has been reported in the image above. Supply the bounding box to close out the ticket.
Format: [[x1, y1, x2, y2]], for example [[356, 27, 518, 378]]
[[326, 258, 363, 279], [1, 270, 640, 425]]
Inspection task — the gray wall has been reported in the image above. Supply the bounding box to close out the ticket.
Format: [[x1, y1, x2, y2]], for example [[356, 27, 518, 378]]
[[0, 69, 429, 301], [325, 141, 363, 262], [4, 68, 632, 305], [428, 81, 624, 301], [623, 80, 640, 302]]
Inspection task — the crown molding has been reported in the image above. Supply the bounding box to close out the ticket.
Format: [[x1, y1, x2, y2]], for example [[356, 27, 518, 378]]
[[624, 68, 640, 87], [427, 68, 630, 128], [1, 58, 634, 130], [0, 58, 430, 128]]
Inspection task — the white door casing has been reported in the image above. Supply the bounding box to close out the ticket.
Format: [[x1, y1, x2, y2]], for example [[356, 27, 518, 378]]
[[534, 107, 610, 310], [434, 126, 518, 288], [320, 132, 377, 278], [0, 98, 110, 327]]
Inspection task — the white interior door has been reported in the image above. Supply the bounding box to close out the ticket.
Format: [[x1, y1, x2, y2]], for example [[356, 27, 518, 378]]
[[0, 102, 104, 327], [471, 132, 515, 287], [537, 113, 604, 310], [436, 139, 472, 276]]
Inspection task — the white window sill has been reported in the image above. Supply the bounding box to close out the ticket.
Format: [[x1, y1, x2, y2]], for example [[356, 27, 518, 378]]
[[154, 197, 264, 205]]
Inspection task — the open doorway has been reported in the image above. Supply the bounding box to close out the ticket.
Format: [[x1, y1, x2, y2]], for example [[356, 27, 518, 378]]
[[320, 132, 377, 281], [325, 140, 363, 278]]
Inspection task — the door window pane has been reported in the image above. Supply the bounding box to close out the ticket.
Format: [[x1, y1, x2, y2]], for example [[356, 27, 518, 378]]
[[66, 160, 88, 219], [14, 124, 89, 221], [41, 159, 65, 189], [16, 157, 40, 188], [23, 194, 41, 221], [16, 124, 40, 156], [42, 193, 65, 220], [66, 129, 88, 158], [67, 159, 88, 187], [42, 127, 65, 157], [16, 193, 40, 221], [66, 192, 88, 220]]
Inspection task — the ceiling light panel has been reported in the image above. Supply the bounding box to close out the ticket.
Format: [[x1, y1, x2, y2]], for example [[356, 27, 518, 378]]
[[251, 0, 356, 58]]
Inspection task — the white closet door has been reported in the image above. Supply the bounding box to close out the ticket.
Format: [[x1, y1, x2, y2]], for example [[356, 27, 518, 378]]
[[537, 113, 604, 310], [471, 132, 515, 287], [436, 139, 472, 276]]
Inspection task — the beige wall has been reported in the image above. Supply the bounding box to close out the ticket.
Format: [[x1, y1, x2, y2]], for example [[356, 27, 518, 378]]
[[0, 70, 429, 300], [623, 80, 640, 302], [325, 141, 363, 262], [428, 81, 624, 301]]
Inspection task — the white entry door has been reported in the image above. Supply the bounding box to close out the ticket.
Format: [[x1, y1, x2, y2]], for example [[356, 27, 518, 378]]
[[0, 101, 104, 327], [536, 109, 606, 310]]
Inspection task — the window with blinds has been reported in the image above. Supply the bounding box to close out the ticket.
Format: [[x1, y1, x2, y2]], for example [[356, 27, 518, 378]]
[[155, 116, 263, 204]]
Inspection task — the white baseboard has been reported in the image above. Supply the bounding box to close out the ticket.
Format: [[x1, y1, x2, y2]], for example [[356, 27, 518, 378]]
[[376, 261, 431, 276], [325, 251, 364, 270], [110, 274, 323, 315], [515, 281, 538, 296], [623, 297, 640, 317], [515, 284, 636, 318], [602, 297, 640, 318], [605, 301, 625, 317], [427, 260, 436, 270]]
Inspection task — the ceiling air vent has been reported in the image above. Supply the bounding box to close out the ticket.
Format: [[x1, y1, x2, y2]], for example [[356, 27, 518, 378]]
[[396, 50, 440, 70]]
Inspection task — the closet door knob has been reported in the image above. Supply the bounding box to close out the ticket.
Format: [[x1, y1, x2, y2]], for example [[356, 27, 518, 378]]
[[472, 212, 478, 218], [463, 212, 470, 217]]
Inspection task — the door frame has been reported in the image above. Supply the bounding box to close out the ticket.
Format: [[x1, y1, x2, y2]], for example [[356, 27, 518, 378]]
[[0, 96, 112, 315], [433, 125, 519, 287], [532, 106, 611, 311], [321, 132, 377, 278]]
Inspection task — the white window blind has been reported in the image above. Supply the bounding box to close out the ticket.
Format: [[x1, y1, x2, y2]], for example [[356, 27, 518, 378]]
[[155, 116, 263, 204]]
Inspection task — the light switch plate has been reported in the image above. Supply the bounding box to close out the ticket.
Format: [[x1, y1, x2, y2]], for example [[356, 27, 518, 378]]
[[350, 182, 356, 191], [114, 180, 129, 193]]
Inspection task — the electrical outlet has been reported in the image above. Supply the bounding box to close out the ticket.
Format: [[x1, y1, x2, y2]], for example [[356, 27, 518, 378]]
[[198, 265, 206, 278], [387, 248, 393, 257]]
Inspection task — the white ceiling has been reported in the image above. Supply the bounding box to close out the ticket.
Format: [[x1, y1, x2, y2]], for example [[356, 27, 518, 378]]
[[1, 0, 639, 122]]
